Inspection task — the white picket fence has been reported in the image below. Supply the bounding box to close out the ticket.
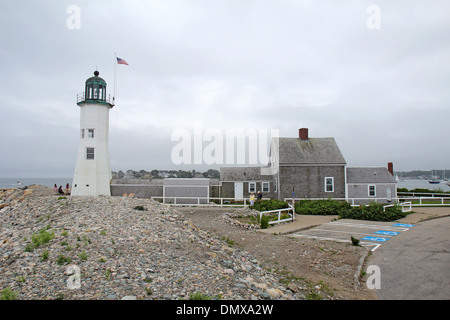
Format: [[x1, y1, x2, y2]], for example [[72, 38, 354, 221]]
[[259, 204, 295, 225], [150, 196, 270, 207]]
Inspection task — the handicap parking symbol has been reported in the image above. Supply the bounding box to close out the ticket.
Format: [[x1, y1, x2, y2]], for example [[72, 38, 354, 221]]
[[375, 230, 400, 236], [392, 223, 414, 228], [361, 236, 389, 242]]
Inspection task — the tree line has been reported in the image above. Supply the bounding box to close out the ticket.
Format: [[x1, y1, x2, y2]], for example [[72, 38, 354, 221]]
[[112, 169, 220, 179]]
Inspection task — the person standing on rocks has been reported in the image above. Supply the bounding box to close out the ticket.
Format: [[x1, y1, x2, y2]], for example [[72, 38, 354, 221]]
[[66, 183, 70, 194], [54, 184, 58, 193]]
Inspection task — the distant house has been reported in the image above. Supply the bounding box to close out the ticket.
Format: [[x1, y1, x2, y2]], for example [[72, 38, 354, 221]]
[[346, 166, 397, 204], [220, 166, 275, 200]]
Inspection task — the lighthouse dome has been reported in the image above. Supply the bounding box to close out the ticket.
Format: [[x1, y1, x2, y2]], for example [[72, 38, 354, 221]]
[[77, 70, 114, 107], [85, 70, 107, 86]]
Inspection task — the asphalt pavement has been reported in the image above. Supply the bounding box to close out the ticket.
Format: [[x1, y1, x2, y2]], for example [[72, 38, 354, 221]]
[[367, 215, 450, 299]]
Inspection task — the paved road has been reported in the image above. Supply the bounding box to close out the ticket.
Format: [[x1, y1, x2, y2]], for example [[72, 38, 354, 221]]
[[367, 216, 450, 300], [289, 219, 413, 251]]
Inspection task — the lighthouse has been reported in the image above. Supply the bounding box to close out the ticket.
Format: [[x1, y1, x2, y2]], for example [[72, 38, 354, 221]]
[[71, 70, 114, 196]]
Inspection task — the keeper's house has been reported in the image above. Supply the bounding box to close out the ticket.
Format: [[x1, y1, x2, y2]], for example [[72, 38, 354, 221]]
[[219, 128, 396, 203]]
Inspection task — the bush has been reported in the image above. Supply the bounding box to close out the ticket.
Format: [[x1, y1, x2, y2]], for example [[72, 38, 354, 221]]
[[339, 202, 407, 222], [250, 199, 289, 212], [294, 199, 351, 216], [260, 215, 270, 229]]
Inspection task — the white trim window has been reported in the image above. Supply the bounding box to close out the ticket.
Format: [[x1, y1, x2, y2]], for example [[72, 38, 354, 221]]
[[368, 185, 376, 197], [81, 129, 85, 139], [248, 182, 256, 193], [325, 177, 334, 192], [87, 128, 95, 138], [262, 182, 270, 193], [86, 147, 95, 160]]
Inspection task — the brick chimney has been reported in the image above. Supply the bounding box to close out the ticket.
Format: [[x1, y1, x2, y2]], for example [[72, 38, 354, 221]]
[[299, 128, 308, 141], [387, 162, 394, 176]]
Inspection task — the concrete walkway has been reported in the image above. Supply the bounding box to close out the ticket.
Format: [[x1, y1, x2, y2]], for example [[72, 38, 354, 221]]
[[258, 206, 450, 235]]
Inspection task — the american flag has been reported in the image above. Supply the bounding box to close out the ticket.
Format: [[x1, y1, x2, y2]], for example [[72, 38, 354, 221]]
[[116, 57, 129, 65]]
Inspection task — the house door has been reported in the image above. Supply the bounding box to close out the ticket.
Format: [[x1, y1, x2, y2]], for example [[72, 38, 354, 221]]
[[387, 188, 392, 202], [234, 182, 243, 200]]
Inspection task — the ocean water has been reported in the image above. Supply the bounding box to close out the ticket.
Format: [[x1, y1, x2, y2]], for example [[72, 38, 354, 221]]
[[0, 178, 72, 189], [397, 179, 450, 192]]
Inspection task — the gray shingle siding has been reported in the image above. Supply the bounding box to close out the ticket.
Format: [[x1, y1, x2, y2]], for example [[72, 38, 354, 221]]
[[279, 165, 346, 200], [346, 167, 396, 203]]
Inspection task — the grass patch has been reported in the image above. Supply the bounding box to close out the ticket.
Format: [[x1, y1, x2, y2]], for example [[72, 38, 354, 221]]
[[1, 287, 18, 300], [189, 291, 212, 300], [56, 255, 72, 265]]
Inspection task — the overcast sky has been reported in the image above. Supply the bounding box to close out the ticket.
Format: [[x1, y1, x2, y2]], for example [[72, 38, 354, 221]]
[[0, 0, 449, 178]]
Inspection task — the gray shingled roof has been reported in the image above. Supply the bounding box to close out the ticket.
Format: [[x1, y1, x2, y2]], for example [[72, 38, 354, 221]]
[[346, 167, 396, 183], [273, 137, 346, 165]]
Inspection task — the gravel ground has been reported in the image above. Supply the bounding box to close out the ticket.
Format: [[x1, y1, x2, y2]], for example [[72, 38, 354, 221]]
[[178, 207, 377, 300], [0, 185, 376, 300]]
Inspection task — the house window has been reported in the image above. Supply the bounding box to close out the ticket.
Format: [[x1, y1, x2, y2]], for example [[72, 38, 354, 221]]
[[274, 178, 277, 192], [262, 182, 270, 193], [325, 177, 334, 192], [81, 129, 85, 138], [87, 129, 95, 138], [369, 185, 376, 197], [248, 182, 256, 193], [86, 147, 95, 160]]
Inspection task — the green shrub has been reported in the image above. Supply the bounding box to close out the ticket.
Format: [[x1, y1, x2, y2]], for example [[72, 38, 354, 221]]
[[294, 199, 351, 216], [351, 236, 360, 246], [260, 215, 269, 229], [250, 199, 289, 212], [339, 202, 406, 222]]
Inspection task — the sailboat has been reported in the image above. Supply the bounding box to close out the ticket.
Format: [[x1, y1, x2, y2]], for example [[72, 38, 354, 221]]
[[428, 169, 441, 184]]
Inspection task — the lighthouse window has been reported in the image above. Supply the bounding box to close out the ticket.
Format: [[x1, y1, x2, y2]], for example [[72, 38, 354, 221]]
[[86, 148, 95, 160], [87, 129, 95, 138], [81, 129, 85, 139], [93, 84, 99, 99]]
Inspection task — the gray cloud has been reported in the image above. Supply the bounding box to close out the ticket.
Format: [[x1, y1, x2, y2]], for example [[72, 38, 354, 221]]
[[1, 0, 449, 178]]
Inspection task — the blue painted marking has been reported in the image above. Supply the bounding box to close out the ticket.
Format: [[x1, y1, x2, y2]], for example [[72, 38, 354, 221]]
[[361, 236, 389, 242], [392, 223, 414, 228], [375, 230, 400, 236]]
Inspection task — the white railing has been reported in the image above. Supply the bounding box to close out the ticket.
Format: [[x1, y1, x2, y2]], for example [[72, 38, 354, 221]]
[[150, 196, 270, 207], [284, 197, 395, 206], [398, 197, 450, 206], [383, 202, 412, 213], [259, 204, 295, 225], [398, 192, 450, 198]]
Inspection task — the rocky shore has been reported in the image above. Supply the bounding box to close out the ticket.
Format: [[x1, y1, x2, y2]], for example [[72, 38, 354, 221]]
[[0, 185, 306, 300]]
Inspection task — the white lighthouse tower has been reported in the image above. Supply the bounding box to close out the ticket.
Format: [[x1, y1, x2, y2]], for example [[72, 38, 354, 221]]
[[72, 70, 114, 196]]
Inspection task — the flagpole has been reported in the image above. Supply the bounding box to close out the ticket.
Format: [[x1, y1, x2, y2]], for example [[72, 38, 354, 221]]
[[113, 52, 117, 105]]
